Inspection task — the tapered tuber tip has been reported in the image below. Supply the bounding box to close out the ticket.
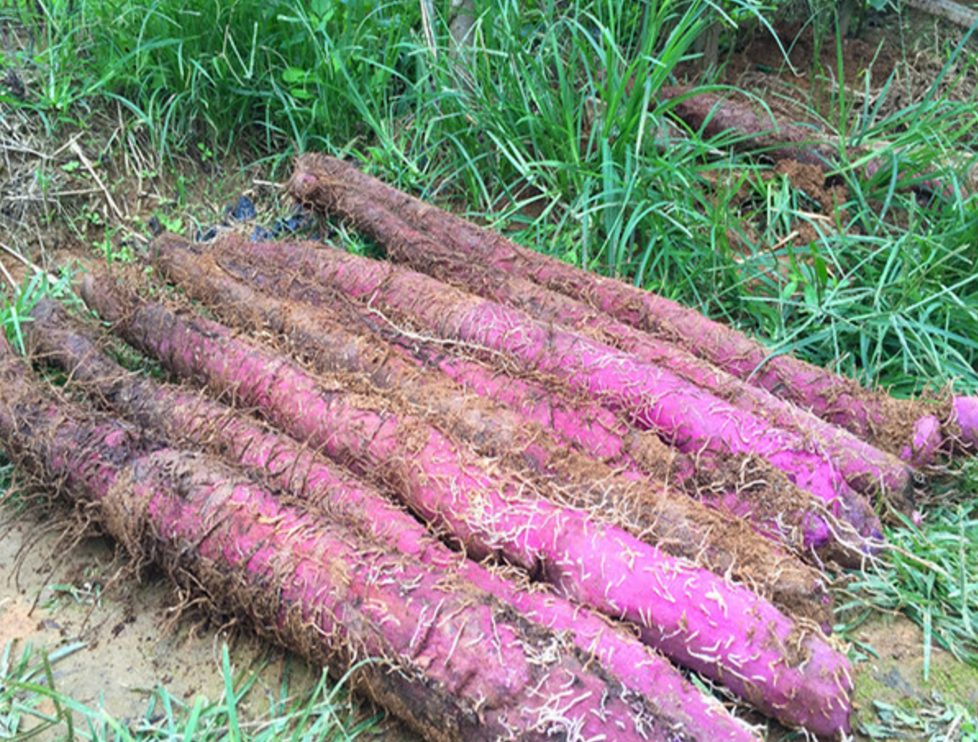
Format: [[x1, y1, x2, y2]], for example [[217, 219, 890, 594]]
[[953, 396, 978, 449], [80, 273, 96, 306], [154, 231, 198, 258], [288, 154, 352, 204], [27, 297, 58, 324], [286, 169, 318, 202], [900, 415, 942, 467], [79, 272, 121, 322]]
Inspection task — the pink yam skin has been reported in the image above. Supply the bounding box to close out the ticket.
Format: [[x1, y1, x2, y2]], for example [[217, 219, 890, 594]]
[[170, 229, 832, 554], [216, 238, 881, 541], [286, 160, 912, 511], [151, 236, 844, 589], [80, 277, 854, 738], [517, 260, 945, 463], [430, 350, 639, 460], [24, 299, 758, 742], [389, 338, 835, 551], [902, 416, 943, 468], [288, 154, 947, 464], [952, 397, 978, 449], [0, 342, 682, 742], [393, 237, 913, 508]]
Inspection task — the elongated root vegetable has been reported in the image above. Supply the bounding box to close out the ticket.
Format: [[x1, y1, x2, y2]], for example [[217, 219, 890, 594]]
[[202, 234, 882, 542], [656, 86, 961, 200], [288, 154, 954, 463], [388, 336, 839, 545], [81, 274, 854, 737], [200, 250, 856, 568], [657, 86, 839, 170], [275, 172, 915, 512], [152, 233, 843, 603], [0, 337, 686, 742], [23, 300, 758, 742]]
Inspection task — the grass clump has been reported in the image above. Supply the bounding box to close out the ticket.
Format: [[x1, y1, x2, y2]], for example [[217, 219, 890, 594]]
[[0, 640, 378, 742], [1, 269, 76, 354], [861, 698, 978, 741], [2, 0, 424, 156], [4, 0, 978, 392], [838, 493, 978, 674]]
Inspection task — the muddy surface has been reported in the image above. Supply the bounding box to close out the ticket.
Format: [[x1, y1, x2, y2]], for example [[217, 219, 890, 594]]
[[0, 508, 299, 721], [711, 15, 978, 121]]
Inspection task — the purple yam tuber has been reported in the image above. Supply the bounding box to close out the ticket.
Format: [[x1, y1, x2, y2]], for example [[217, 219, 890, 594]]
[[153, 232, 847, 584], [80, 274, 854, 737], [23, 299, 759, 742], [656, 86, 961, 200], [0, 335, 684, 742], [280, 167, 915, 513], [287, 153, 951, 463], [201, 233, 882, 543], [656, 85, 838, 169]]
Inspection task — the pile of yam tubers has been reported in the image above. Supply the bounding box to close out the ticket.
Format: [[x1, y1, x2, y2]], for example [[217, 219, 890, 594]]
[[4, 154, 976, 741]]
